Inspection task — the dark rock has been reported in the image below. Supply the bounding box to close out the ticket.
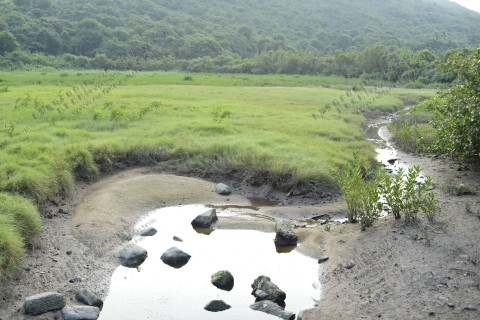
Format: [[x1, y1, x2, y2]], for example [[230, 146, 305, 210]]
[[250, 300, 295, 320], [62, 306, 100, 320], [69, 276, 82, 284], [464, 306, 478, 311], [24, 292, 66, 316], [191, 209, 218, 228], [211, 270, 234, 291], [119, 244, 148, 268], [345, 260, 356, 269], [66, 251, 72, 255], [428, 311, 435, 316], [216, 183, 231, 195], [274, 219, 298, 246], [318, 257, 329, 264], [140, 227, 157, 237], [251, 276, 286, 305], [173, 236, 183, 242], [448, 303, 455, 309], [160, 247, 191, 268], [387, 158, 398, 165], [204, 300, 231, 312], [75, 289, 103, 310]]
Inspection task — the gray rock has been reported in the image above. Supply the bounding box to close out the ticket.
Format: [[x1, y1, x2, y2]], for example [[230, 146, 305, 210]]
[[318, 257, 329, 264], [250, 300, 295, 320], [24, 292, 66, 315], [191, 209, 218, 228], [216, 183, 231, 195], [160, 247, 191, 268], [62, 306, 100, 320], [274, 219, 298, 246], [173, 236, 183, 242], [140, 227, 157, 237], [345, 260, 356, 270], [204, 300, 231, 312], [119, 244, 148, 268], [75, 289, 103, 310], [464, 306, 478, 311], [211, 270, 234, 291], [251, 276, 286, 305]]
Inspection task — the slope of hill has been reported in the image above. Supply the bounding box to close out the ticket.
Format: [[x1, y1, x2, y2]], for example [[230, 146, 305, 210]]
[[0, 0, 479, 60]]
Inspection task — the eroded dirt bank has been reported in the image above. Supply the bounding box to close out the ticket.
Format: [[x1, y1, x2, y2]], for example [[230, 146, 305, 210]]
[[1, 151, 480, 319]]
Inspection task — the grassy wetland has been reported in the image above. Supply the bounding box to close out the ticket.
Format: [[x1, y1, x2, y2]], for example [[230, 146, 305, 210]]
[[0, 70, 434, 277]]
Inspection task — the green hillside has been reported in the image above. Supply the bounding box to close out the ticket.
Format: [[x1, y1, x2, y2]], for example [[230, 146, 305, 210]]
[[1, 0, 479, 60]]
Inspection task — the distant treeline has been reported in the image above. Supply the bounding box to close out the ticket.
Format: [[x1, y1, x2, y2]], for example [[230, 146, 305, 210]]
[[0, 44, 467, 87], [1, 0, 479, 85]]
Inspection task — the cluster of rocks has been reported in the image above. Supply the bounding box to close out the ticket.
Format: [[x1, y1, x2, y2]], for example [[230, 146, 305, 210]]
[[24, 289, 103, 320]]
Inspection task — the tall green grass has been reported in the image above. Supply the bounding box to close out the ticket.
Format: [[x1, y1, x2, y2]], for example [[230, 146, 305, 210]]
[[0, 70, 434, 277]]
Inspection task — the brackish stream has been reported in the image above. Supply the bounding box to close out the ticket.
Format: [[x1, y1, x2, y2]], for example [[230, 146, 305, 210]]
[[99, 205, 320, 319]]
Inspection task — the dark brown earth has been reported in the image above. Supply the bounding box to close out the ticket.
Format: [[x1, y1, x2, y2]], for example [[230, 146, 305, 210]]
[[1, 141, 479, 320]]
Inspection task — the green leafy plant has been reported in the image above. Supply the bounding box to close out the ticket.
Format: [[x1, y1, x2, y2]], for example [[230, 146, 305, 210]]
[[212, 107, 232, 122], [334, 155, 384, 230]]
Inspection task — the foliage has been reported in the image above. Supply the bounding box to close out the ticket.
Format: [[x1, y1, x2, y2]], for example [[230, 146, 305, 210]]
[[430, 46, 480, 161], [383, 166, 435, 223], [0, 0, 478, 83], [334, 155, 384, 230], [336, 159, 436, 228]]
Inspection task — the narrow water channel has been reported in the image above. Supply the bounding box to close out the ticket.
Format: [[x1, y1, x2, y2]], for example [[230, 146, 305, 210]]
[[99, 205, 320, 319]]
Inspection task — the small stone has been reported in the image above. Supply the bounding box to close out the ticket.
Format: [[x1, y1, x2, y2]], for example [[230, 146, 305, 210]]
[[119, 244, 148, 268], [345, 260, 356, 270], [211, 270, 234, 291], [24, 292, 66, 316], [448, 303, 455, 309], [173, 236, 183, 242], [274, 219, 298, 246], [428, 311, 435, 316], [160, 247, 191, 268], [250, 300, 295, 320], [191, 209, 218, 228], [215, 183, 231, 195], [69, 276, 82, 284], [62, 306, 100, 320], [464, 306, 478, 311], [140, 227, 157, 237], [251, 276, 286, 305], [318, 257, 329, 264], [204, 300, 231, 312], [75, 288, 103, 310], [66, 251, 72, 255]]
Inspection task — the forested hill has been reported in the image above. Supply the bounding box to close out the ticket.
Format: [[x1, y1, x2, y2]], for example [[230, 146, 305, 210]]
[[1, 0, 480, 60]]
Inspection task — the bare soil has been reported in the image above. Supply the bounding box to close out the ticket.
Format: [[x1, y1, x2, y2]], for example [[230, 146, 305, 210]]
[[1, 148, 480, 319]]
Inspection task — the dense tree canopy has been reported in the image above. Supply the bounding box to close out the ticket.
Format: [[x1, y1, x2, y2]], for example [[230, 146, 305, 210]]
[[0, 0, 479, 84]]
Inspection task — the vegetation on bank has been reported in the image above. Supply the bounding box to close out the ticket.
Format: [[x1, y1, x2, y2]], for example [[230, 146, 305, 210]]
[[0, 71, 434, 277], [390, 45, 480, 162]]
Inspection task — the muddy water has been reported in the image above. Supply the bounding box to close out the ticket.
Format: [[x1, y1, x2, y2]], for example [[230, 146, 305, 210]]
[[99, 205, 319, 320]]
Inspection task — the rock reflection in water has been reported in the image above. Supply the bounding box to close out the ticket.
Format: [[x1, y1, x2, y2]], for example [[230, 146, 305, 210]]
[[99, 205, 319, 320]]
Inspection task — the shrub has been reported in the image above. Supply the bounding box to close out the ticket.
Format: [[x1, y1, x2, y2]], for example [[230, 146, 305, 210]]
[[431, 47, 480, 161], [334, 156, 384, 230]]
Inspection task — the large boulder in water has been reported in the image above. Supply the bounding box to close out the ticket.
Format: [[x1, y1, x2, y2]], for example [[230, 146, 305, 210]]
[[250, 300, 295, 320], [62, 306, 100, 320], [274, 219, 298, 246], [191, 209, 218, 228], [204, 300, 231, 312], [251, 276, 286, 305], [160, 247, 191, 268], [24, 292, 66, 315], [75, 288, 103, 310], [119, 244, 148, 268], [211, 270, 234, 291]]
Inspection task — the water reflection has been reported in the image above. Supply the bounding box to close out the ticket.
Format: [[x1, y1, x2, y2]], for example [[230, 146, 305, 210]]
[[99, 205, 319, 320]]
